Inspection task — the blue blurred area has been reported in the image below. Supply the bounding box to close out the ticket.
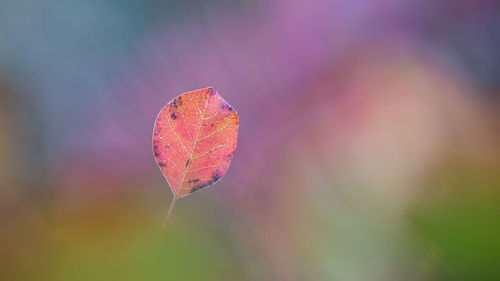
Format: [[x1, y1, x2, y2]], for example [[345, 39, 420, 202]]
[[0, 0, 499, 280]]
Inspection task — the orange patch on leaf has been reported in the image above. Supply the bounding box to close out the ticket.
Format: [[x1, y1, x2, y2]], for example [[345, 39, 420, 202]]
[[152, 87, 239, 198]]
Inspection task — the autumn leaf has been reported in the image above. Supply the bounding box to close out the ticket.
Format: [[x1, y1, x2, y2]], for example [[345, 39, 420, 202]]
[[152, 87, 239, 222]]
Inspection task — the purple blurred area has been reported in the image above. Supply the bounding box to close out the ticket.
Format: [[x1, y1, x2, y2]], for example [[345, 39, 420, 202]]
[[1, 0, 499, 280]]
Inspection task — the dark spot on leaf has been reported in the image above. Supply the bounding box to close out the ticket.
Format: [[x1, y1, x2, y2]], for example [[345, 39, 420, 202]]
[[166, 145, 171, 149], [209, 88, 215, 96], [228, 106, 233, 111], [185, 159, 190, 167], [159, 162, 166, 167], [212, 174, 221, 182], [171, 113, 177, 120], [154, 152, 161, 157], [172, 99, 178, 108], [190, 184, 205, 193], [220, 104, 226, 109], [188, 179, 200, 183]]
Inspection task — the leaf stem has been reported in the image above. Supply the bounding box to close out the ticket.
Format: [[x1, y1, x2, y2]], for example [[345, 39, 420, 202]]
[[164, 196, 177, 226]]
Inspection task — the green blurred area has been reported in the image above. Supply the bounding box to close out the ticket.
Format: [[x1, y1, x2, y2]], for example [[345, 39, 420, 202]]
[[410, 165, 500, 281], [1, 196, 250, 281]]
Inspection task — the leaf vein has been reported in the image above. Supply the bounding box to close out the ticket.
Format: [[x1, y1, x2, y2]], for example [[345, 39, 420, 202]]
[[177, 91, 209, 194], [165, 111, 189, 153], [158, 136, 185, 164], [198, 118, 233, 141], [192, 144, 227, 160], [187, 158, 231, 173]]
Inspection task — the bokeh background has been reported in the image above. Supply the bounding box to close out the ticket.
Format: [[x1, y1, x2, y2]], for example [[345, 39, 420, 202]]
[[1, 0, 499, 280]]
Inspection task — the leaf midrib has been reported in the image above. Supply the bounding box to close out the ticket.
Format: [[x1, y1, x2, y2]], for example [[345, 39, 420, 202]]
[[176, 91, 209, 197]]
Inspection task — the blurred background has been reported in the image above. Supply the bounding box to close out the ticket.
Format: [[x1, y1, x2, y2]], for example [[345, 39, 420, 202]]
[[1, 0, 499, 280]]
